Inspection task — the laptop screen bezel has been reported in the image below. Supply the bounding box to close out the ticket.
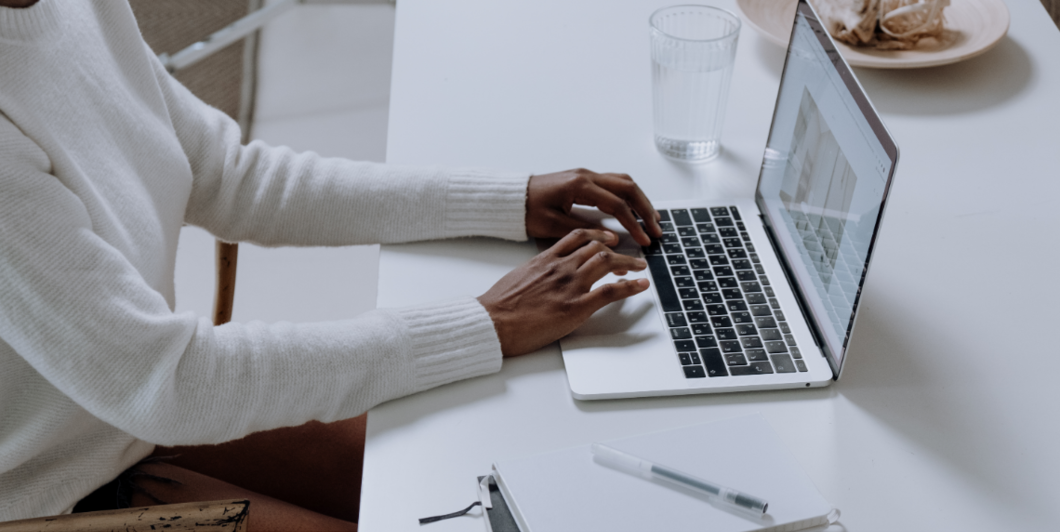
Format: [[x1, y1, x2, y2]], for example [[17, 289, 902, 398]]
[[754, 0, 900, 379]]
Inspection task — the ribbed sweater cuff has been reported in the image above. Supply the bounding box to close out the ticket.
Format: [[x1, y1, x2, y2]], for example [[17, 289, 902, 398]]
[[394, 298, 503, 393], [445, 169, 530, 241], [0, 0, 65, 44]]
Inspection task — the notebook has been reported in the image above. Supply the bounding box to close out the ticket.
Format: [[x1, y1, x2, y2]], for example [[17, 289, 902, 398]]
[[559, 0, 899, 399], [490, 414, 838, 532]]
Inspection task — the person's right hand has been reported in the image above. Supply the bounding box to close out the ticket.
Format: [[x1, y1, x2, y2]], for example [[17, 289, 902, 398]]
[[477, 228, 650, 358]]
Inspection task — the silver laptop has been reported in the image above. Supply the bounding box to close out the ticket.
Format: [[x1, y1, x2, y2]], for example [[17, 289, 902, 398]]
[[559, 0, 899, 400]]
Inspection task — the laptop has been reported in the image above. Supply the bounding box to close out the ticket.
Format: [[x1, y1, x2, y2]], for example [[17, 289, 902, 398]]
[[559, 0, 899, 400]]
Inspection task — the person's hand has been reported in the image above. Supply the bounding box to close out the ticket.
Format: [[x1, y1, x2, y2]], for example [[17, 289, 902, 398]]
[[526, 169, 663, 247], [478, 228, 650, 357]]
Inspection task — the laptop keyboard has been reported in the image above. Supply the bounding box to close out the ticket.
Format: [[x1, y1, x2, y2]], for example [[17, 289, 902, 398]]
[[643, 207, 807, 379]]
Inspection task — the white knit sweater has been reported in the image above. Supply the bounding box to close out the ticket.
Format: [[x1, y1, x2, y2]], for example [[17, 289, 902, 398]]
[[0, 0, 530, 520]]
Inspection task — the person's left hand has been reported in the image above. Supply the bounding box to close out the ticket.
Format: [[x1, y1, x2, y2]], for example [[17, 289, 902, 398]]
[[526, 169, 663, 246]]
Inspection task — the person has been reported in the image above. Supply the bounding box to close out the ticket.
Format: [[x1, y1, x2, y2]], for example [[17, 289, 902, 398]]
[[0, 0, 661, 528]]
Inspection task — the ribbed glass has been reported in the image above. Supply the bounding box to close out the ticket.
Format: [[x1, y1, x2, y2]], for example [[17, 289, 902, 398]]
[[650, 5, 741, 162]]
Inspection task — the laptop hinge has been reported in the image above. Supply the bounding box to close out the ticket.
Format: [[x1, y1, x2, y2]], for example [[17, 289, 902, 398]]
[[758, 214, 840, 379]]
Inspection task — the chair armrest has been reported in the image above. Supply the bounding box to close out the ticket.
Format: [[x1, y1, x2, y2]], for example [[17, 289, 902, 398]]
[[0, 499, 249, 532]]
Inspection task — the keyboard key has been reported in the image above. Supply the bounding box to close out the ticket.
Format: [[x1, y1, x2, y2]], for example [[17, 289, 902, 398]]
[[745, 348, 768, 361], [760, 275, 770, 286], [693, 270, 713, 281], [740, 336, 763, 349], [670, 328, 692, 340], [709, 255, 729, 266], [726, 300, 748, 312], [712, 266, 733, 277], [674, 340, 697, 352], [689, 259, 710, 270], [790, 346, 802, 359], [765, 341, 788, 353], [730, 362, 773, 375], [795, 360, 808, 372], [732, 259, 752, 270], [760, 328, 782, 341], [746, 293, 767, 305], [764, 286, 776, 297], [731, 311, 753, 324], [719, 227, 738, 238], [749, 253, 760, 263], [675, 276, 695, 288], [727, 248, 747, 259], [723, 237, 742, 248], [660, 222, 675, 232], [661, 233, 680, 244], [777, 321, 790, 333], [663, 244, 682, 255], [683, 365, 707, 379], [769, 298, 781, 309], [741, 231, 752, 242], [718, 277, 738, 289], [695, 336, 719, 348], [736, 221, 746, 230], [720, 340, 742, 353], [643, 240, 662, 255], [672, 209, 693, 226], [687, 312, 708, 323], [706, 304, 727, 316], [678, 288, 698, 300], [729, 206, 742, 221], [740, 281, 762, 292], [702, 348, 728, 377], [698, 281, 718, 292], [680, 237, 700, 247], [678, 352, 692, 365], [700, 233, 720, 244], [704, 244, 725, 255], [710, 207, 729, 217], [716, 328, 737, 340], [702, 292, 723, 304], [755, 316, 778, 328], [667, 255, 686, 266], [771, 354, 797, 373], [725, 353, 747, 366], [714, 216, 733, 227], [657, 209, 671, 222], [646, 256, 681, 312], [784, 334, 797, 346], [691, 323, 712, 336], [666, 313, 687, 327], [696, 223, 716, 234], [722, 288, 743, 300], [737, 271, 757, 281], [751, 305, 772, 316], [746, 244, 755, 252], [736, 324, 758, 336], [689, 351, 702, 364], [678, 226, 697, 237], [691, 208, 711, 222], [774, 310, 786, 321], [683, 299, 704, 311], [671, 265, 691, 277], [754, 264, 765, 274], [710, 315, 733, 328], [685, 248, 705, 260]]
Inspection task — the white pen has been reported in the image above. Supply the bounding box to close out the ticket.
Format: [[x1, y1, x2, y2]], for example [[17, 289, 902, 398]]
[[590, 443, 769, 515]]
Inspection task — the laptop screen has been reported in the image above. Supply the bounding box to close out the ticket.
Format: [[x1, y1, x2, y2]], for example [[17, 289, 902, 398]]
[[755, 1, 898, 375]]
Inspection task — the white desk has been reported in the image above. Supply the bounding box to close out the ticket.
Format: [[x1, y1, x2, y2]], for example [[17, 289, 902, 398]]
[[361, 1, 1060, 530]]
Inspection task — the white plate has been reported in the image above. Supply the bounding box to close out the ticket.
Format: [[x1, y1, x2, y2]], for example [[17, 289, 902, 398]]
[[736, 0, 1010, 69]]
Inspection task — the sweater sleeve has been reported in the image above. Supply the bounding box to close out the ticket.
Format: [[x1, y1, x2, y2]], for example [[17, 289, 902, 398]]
[[0, 117, 503, 446], [150, 55, 530, 246]]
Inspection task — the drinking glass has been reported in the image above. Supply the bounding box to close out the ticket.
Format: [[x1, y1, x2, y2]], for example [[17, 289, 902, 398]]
[[650, 5, 741, 162]]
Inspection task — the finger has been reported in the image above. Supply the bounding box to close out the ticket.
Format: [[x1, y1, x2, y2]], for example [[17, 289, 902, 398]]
[[580, 278, 651, 311], [576, 184, 651, 246], [576, 249, 647, 284], [597, 174, 663, 239], [548, 228, 618, 256]]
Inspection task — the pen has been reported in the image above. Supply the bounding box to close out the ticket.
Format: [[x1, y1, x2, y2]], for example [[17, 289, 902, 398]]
[[590, 443, 769, 515]]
